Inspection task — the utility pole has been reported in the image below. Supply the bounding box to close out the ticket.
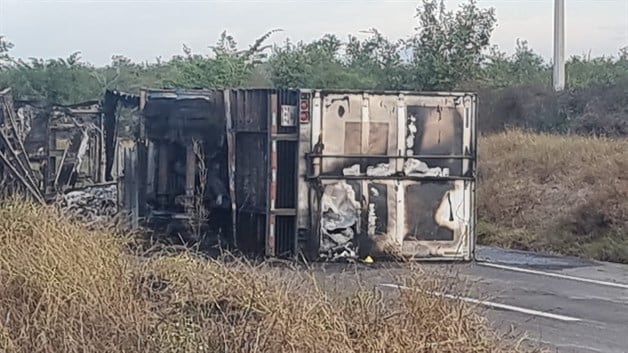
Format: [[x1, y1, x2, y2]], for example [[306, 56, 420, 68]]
[[553, 0, 565, 91]]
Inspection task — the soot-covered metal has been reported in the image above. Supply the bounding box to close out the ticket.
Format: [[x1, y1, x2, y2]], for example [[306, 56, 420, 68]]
[[118, 89, 231, 246], [120, 89, 477, 261], [0, 88, 116, 202], [307, 92, 476, 260]]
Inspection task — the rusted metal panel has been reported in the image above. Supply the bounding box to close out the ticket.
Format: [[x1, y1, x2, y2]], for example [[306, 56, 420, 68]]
[[156, 142, 169, 207], [184, 143, 195, 214], [103, 90, 138, 181], [116, 140, 136, 218]]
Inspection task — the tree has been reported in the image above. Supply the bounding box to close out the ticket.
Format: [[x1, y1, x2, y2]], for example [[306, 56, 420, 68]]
[[344, 29, 405, 89], [269, 31, 404, 90], [2, 0, 625, 105], [566, 48, 628, 88], [2, 52, 102, 103], [269, 0, 498, 91], [407, 0, 497, 90], [482, 39, 549, 88], [269, 34, 347, 88], [166, 30, 280, 89], [91, 55, 173, 94], [0, 36, 13, 71]]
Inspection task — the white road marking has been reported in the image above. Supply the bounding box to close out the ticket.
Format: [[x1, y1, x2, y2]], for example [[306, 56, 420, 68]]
[[477, 262, 628, 290], [378, 283, 583, 322]]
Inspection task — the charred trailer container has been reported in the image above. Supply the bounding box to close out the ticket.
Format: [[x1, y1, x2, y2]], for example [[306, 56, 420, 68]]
[[229, 89, 477, 261], [126, 88, 477, 261]]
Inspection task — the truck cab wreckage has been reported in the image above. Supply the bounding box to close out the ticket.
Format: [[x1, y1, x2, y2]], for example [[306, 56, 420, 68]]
[[1, 87, 478, 262]]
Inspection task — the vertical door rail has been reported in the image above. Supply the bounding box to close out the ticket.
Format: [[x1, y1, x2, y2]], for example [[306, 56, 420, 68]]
[[266, 93, 278, 257]]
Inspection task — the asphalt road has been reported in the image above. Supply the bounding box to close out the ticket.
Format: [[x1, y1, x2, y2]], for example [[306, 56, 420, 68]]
[[312, 246, 628, 353], [466, 246, 628, 353]]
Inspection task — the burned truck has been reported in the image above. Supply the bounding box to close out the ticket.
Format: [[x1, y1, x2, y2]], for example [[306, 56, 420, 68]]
[[119, 88, 477, 261]]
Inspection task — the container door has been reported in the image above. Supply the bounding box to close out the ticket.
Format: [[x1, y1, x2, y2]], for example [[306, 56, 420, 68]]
[[400, 94, 476, 260], [313, 91, 476, 260]]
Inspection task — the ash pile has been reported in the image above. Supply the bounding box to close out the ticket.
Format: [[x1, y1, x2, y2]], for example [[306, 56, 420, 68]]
[[57, 184, 118, 227]]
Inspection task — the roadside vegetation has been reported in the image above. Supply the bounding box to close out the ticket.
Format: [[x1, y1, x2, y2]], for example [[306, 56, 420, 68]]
[[0, 0, 625, 350], [478, 130, 628, 262], [0, 0, 626, 259], [0, 199, 533, 353]]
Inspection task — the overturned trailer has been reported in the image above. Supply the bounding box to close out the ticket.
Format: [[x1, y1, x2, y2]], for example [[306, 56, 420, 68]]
[[120, 88, 477, 261]]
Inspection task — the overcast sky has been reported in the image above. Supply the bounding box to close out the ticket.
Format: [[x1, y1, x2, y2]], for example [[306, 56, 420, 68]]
[[1, 0, 627, 66]]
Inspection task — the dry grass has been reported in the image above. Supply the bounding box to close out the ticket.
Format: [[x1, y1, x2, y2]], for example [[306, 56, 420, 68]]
[[478, 130, 628, 262], [0, 198, 532, 353]]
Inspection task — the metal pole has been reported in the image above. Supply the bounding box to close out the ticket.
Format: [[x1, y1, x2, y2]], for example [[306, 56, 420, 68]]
[[553, 0, 565, 91]]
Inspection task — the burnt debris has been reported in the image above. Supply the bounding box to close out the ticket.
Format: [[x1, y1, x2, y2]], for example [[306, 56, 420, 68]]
[[58, 183, 118, 227], [319, 181, 361, 261], [0, 87, 121, 219]]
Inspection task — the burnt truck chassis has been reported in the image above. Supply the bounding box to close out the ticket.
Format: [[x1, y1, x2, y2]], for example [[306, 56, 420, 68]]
[[0, 88, 123, 201], [119, 88, 478, 262]]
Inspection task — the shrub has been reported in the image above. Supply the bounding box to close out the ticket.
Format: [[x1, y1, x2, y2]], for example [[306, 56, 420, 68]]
[[477, 130, 628, 262], [0, 198, 530, 353]]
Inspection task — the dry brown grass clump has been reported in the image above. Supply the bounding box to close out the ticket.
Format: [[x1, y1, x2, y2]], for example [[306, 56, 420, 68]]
[[0, 198, 530, 353], [478, 130, 628, 262]]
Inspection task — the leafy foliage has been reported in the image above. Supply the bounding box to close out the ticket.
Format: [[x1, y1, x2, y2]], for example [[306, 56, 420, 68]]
[[0, 0, 626, 119], [0, 36, 13, 71], [269, 0, 497, 91], [345, 29, 406, 89], [269, 34, 354, 89], [566, 48, 628, 88], [407, 0, 497, 90], [166, 30, 280, 89], [93, 55, 173, 94], [0, 52, 102, 103], [481, 40, 550, 88]]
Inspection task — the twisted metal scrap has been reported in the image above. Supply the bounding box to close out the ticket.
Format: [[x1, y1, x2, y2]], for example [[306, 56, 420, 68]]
[[58, 184, 118, 227]]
